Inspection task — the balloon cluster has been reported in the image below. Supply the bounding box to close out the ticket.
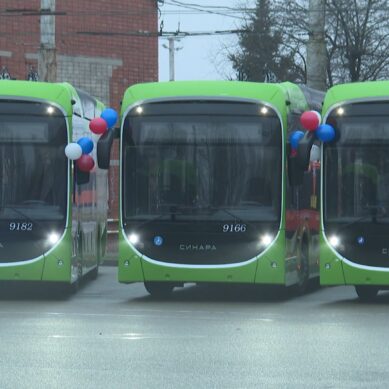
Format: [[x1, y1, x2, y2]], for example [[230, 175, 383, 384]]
[[289, 110, 336, 156], [65, 108, 118, 172]]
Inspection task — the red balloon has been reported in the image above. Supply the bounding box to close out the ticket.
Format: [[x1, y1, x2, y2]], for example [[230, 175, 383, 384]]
[[300, 111, 320, 131], [89, 117, 108, 135], [76, 154, 95, 172]]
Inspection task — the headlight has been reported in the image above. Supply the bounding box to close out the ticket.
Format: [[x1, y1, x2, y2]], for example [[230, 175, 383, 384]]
[[128, 233, 140, 245], [260, 234, 273, 247], [329, 235, 340, 248], [47, 232, 60, 244], [336, 107, 345, 116]]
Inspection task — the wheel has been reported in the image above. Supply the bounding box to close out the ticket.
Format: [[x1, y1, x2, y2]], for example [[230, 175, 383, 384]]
[[355, 285, 379, 301], [297, 240, 310, 294], [144, 281, 175, 297]]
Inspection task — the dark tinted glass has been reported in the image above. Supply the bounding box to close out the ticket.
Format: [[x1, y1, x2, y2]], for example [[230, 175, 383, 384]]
[[123, 104, 282, 224], [324, 102, 389, 267], [0, 101, 68, 221], [325, 103, 389, 223]]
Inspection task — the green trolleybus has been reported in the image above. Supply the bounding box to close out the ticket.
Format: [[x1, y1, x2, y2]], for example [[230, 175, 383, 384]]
[[118, 81, 323, 296], [320, 81, 389, 300], [0, 81, 108, 290]]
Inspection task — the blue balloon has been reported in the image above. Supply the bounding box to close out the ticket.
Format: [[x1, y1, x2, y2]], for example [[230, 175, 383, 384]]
[[77, 137, 94, 154], [289, 130, 305, 149], [316, 124, 335, 143], [101, 108, 118, 128]]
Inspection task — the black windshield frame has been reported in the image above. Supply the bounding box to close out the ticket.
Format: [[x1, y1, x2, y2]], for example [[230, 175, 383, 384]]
[[0, 99, 69, 263], [0, 100, 68, 222], [323, 101, 389, 267], [122, 101, 282, 226], [120, 100, 283, 265], [324, 102, 389, 225]]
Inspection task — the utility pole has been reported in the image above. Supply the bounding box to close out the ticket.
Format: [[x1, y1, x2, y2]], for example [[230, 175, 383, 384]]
[[162, 37, 183, 81], [307, 0, 326, 90], [38, 0, 56, 82]]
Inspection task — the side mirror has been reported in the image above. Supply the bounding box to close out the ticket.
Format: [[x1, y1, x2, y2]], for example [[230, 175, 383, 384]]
[[97, 128, 118, 169], [287, 132, 316, 186], [288, 147, 304, 186], [296, 131, 316, 170]]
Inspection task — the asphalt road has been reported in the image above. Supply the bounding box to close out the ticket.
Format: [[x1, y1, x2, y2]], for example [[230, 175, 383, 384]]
[[1, 267, 389, 389]]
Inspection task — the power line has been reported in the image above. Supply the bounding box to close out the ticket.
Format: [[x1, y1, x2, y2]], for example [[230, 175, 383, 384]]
[[0, 28, 308, 38], [163, 0, 247, 19], [1, 5, 387, 17], [166, 1, 247, 11], [77, 29, 250, 37], [0, 2, 256, 19]]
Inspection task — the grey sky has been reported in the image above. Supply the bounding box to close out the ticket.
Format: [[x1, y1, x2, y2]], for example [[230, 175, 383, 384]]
[[158, 1, 250, 81]]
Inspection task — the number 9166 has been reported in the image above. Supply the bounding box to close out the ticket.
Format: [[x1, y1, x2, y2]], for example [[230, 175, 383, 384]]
[[222, 224, 247, 233]]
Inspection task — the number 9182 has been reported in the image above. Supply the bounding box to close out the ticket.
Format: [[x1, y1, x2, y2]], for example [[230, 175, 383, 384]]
[[9, 222, 33, 231]]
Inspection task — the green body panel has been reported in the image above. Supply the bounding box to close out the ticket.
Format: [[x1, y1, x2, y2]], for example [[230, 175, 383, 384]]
[[322, 81, 389, 114], [254, 233, 286, 284], [118, 232, 144, 283], [41, 229, 72, 282], [0, 258, 44, 281], [0, 230, 73, 282], [142, 258, 258, 284], [118, 231, 286, 284], [342, 262, 389, 285], [119, 81, 311, 285], [319, 235, 346, 285], [121, 81, 307, 125], [0, 80, 74, 117], [320, 81, 389, 287]]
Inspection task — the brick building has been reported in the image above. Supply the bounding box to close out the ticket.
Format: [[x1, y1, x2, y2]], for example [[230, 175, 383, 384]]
[[0, 0, 159, 256]]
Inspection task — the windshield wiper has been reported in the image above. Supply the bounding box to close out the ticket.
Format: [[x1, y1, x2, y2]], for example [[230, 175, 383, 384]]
[[125, 204, 272, 229], [336, 204, 388, 230], [125, 205, 187, 228], [363, 204, 387, 223], [1, 205, 39, 225]]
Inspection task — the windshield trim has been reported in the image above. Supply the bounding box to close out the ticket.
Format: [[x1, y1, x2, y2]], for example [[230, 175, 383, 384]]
[[119, 97, 285, 265], [0, 97, 71, 265], [321, 99, 389, 268], [0, 226, 69, 268], [320, 240, 389, 272]]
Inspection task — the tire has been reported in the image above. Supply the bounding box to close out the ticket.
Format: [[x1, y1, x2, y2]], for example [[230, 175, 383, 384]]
[[144, 281, 175, 297], [297, 240, 310, 294], [355, 285, 379, 301]]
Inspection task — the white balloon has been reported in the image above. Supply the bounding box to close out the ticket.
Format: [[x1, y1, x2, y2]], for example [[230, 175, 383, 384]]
[[65, 143, 82, 160], [310, 144, 321, 161]]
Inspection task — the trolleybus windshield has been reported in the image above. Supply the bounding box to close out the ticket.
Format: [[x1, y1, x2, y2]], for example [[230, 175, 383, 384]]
[[0, 105, 67, 221], [324, 102, 389, 266], [121, 102, 282, 264], [0, 101, 68, 262]]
